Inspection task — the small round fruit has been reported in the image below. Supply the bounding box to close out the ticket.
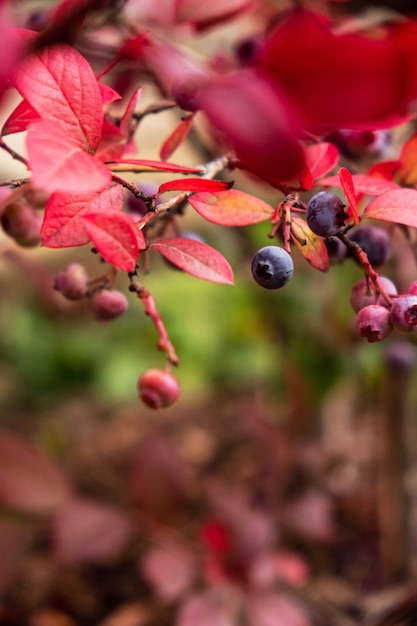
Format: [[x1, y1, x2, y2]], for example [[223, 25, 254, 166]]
[[390, 294, 417, 332], [350, 276, 397, 313], [356, 305, 393, 343], [251, 246, 294, 289], [54, 263, 89, 301], [171, 69, 207, 112], [349, 226, 391, 268], [89, 289, 128, 322], [137, 369, 181, 409], [306, 191, 348, 237], [407, 280, 417, 295], [325, 236, 347, 263], [1, 201, 42, 247]]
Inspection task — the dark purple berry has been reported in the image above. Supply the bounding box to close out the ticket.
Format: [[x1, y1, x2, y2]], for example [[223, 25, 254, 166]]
[[356, 305, 393, 343], [251, 246, 294, 289], [89, 289, 128, 322], [390, 294, 417, 332], [1, 201, 42, 247], [234, 35, 265, 66], [138, 369, 181, 409], [384, 341, 416, 371], [325, 236, 347, 263], [171, 70, 207, 112], [54, 263, 89, 301], [349, 226, 391, 268], [306, 191, 348, 237], [127, 182, 159, 219], [350, 276, 397, 313]]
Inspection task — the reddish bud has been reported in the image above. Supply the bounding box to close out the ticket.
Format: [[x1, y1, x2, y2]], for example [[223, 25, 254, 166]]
[[1, 201, 42, 247], [54, 263, 89, 301], [137, 369, 181, 409], [89, 289, 128, 322]]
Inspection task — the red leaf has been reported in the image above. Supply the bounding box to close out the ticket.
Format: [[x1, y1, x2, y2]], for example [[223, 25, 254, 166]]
[[150, 237, 234, 284], [41, 184, 124, 248], [398, 130, 417, 185], [290, 217, 329, 272], [319, 173, 401, 195], [82, 210, 144, 271], [160, 115, 194, 161], [305, 142, 339, 183], [98, 81, 121, 105], [141, 542, 196, 602], [53, 497, 134, 565], [27, 120, 110, 194], [339, 167, 360, 224], [189, 189, 274, 226], [177, 591, 235, 626], [245, 591, 312, 626], [109, 159, 204, 174], [177, 0, 254, 30], [0, 432, 71, 515], [364, 188, 417, 228], [158, 178, 231, 194], [12, 42, 103, 151], [1, 99, 39, 136], [119, 89, 141, 137]]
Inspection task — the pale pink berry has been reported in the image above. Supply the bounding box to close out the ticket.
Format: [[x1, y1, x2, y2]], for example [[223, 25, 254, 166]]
[[356, 305, 393, 343], [89, 289, 128, 322], [137, 369, 180, 409]]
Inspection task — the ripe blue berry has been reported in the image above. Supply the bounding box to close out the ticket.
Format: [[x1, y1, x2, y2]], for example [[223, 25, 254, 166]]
[[138, 369, 181, 409], [356, 305, 393, 343], [350, 276, 397, 313], [251, 246, 294, 289], [306, 191, 348, 237], [390, 294, 417, 332], [349, 226, 391, 268]]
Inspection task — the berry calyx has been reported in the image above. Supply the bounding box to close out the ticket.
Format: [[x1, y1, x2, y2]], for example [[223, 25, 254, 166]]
[[251, 246, 294, 290], [356, 305, 393, 343], [137, 369, 181, 409], [89, 289, 128, 322], [390, 294, 417, 332], [306, 191, 349, 237], [54, 263, 89, 301]]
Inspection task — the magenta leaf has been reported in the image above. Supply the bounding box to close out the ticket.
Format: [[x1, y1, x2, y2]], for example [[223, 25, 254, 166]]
[[41, 184, 124, 248], [82, 210, 144, 271], [0, 431, 72, 515], [245, 591, 312, 626], [319, 173, 401, 196], [189, 189, 274, 226], [12, 42, 103, 151], [177, 590, 235, 626], [141, 542, 196, 602], [160, 115, 194, 161], [150, 237, 234, 284], [1, 99, 39, 136], [364, 188, 417, 228], [53, 497, 134, 565], [27, 120, 110, 194], [158, 178, 232, 194], [305, 142, 339, 183]]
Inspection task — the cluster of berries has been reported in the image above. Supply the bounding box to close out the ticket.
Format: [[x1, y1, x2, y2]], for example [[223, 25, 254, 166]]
[[54, 263, 180, 408], [251, 190, 417, 343]]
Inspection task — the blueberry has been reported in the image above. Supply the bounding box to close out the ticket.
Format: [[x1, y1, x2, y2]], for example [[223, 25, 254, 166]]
[[306, 191, 348, 237], [349, 226, 391, 268], [350, 276, 397, 313], [251, 246, 294, 289], [390, 294, 417, 332], [89, 289, 128, 322], [356, 304, 393, 343]]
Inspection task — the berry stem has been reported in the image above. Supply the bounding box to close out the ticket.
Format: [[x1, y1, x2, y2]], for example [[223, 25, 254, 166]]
[[129, 273, 180, 366]]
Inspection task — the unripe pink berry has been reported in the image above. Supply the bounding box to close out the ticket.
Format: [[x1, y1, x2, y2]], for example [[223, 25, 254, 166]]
[[89, 289, 128, 322], [407, 280, 417, 295], [390, 294, 417, 332], [137, 369, 180, 409], [171, 69, 207, 112], [54, 263, 89, 301], [350, 276, 397, 313], [356, 305, 393, 343], [1, 201, 42, 247]]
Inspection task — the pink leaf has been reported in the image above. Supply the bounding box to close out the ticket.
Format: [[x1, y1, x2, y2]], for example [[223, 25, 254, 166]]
[[98, 81, 121, 105], [150, 237, 234, 284], [53, 497, 134, 565], [12, 42, 103, 151], [1, 99, 39, 136], [158, 178, 232, 194], [319, 173, 401, 195], [109, 159, 204, 174], [141, 542, 196, 602], [0, 432, 71, 515], [189, 189, 274, 226], [364, 188, 417, 228], [177, 590, 235, 626], [160, 115, 194, 161], [27, 121, 110, 194], [41, 184, 124, 248], [119, 89, 141, 137], [305, 142, 339, 183], [82, 210, 144, 271], [245, 591, 312, 626], [338, 167, 359, 224]]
